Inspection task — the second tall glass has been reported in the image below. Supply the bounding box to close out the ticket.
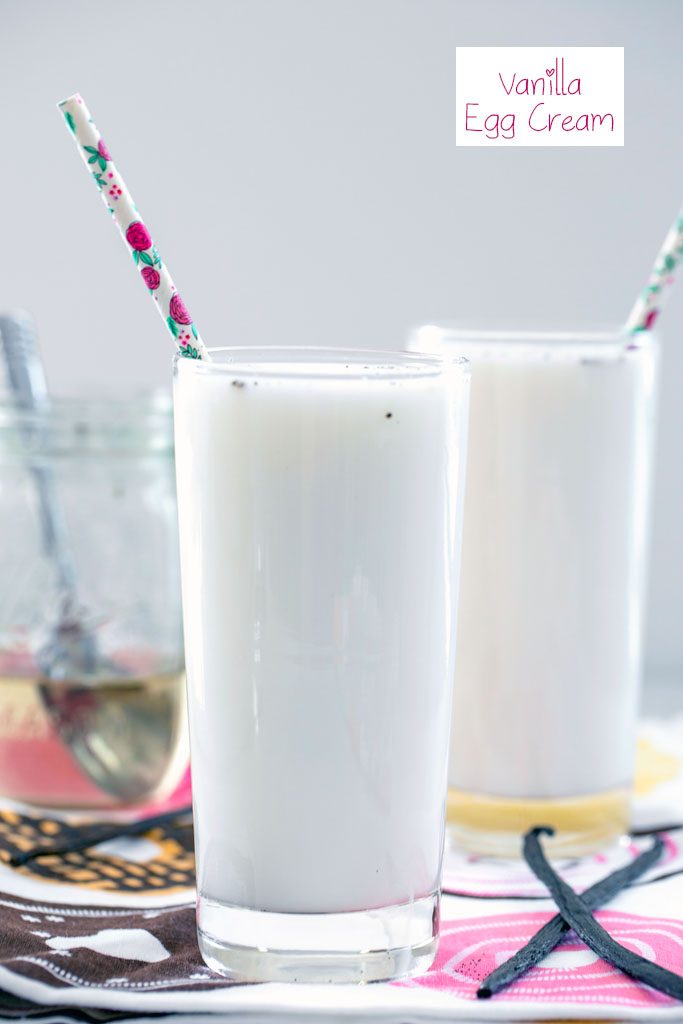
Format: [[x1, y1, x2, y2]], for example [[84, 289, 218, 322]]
[[173, 347, 470, 983], [411, 326, 658, 857]]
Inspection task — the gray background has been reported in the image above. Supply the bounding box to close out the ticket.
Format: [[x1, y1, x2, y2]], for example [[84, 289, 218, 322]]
[[0, 0, 681, 678]]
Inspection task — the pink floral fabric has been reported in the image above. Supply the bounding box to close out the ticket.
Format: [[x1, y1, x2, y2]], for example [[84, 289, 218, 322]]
[[399, 909, 682, 1010]]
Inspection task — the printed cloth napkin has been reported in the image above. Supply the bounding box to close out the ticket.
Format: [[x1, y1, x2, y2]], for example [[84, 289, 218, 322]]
[[0, 716, 681, 1022]]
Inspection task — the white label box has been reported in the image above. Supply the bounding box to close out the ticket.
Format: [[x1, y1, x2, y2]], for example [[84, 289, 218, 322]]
[[455, 47, 624, 147]]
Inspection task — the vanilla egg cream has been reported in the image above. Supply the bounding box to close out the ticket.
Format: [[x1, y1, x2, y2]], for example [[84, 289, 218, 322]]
[[174, 349, 470, 910], [410, 327, 658, 853]]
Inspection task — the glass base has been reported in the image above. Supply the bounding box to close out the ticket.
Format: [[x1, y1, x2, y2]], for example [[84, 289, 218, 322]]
[[447, 785, 630, 857], [197, 890, 439, 983]]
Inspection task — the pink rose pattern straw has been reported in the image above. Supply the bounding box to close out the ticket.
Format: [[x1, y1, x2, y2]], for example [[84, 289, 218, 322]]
[[626, 206, 683, 334], [58, 94, 210, 360]]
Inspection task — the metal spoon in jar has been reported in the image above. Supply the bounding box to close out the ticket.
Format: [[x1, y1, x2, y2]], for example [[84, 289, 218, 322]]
[[0, 311, 167, 803]]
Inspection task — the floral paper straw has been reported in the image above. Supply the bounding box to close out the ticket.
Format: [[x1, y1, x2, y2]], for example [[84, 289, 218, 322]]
[[626, 206, 683, 334], [58, 94, 210, 360]]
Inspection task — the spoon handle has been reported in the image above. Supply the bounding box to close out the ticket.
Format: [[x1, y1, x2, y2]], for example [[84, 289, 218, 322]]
[[0, 311, 78, 601]]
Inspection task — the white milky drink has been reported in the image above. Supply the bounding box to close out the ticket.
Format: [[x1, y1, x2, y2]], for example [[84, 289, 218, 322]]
[[411, 327, 658, 856], [173, 348, 470, 982]]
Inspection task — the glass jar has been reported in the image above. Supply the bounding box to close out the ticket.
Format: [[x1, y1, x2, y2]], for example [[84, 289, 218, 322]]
[[0, 392, 188, 808]]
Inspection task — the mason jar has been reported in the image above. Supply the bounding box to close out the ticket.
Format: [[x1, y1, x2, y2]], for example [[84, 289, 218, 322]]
[[0, 391, 188, 808]]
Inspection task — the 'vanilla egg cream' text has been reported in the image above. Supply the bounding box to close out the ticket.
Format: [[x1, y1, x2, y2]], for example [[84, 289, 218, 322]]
[[463, 57, 616, 141]]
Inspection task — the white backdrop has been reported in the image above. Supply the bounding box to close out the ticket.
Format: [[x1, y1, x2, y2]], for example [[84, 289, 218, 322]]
[[0, 0, 681, 675]]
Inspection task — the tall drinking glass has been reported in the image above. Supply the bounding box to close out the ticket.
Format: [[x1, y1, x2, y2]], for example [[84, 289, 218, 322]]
[[173, 348, 470, 982], [411, 326, 658, 857]]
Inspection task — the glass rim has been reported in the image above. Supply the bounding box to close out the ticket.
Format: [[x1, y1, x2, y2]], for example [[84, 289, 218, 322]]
[[174, 346, 470, 381], [0, 390, 174, 455], [410, 323, 657, 354]]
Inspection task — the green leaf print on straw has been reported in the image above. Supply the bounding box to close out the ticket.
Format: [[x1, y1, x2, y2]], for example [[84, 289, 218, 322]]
[[57, 93, 210, 361], [625, 208, 683, 334]]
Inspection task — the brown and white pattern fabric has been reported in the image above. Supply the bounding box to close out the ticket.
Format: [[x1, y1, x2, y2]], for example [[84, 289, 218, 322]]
[[0, 889, 227, 997]]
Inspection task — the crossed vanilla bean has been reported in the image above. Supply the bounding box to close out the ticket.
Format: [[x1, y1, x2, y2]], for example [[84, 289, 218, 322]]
[[488, 827, 683, 1003], [478, 831, 664, 998]]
